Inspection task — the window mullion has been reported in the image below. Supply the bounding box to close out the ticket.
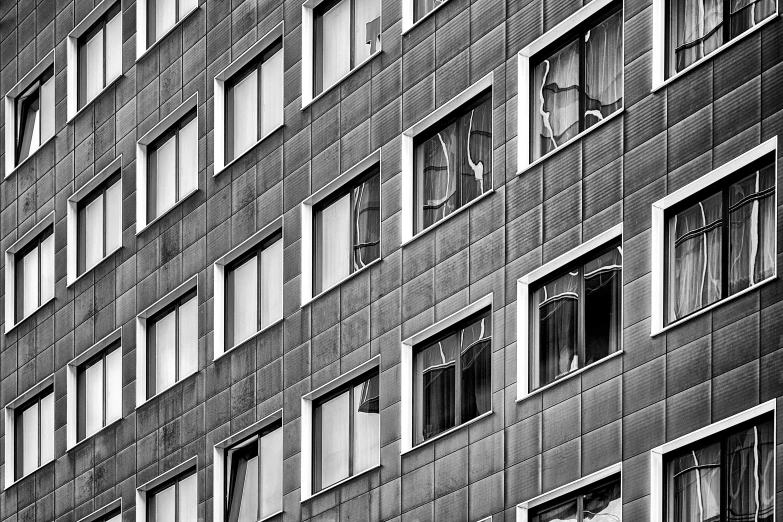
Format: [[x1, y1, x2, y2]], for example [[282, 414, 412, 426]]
[[579, 32, 586, 134], [455, 332, 462, 426], [257, 250, 263, 333], [578, 266, 586, 370], [258, 63, 264, 140], [348, 386, 355, 477], [257, 436, 263, 520], [722, 187, 730, 299], [350, 0, 356, 68]]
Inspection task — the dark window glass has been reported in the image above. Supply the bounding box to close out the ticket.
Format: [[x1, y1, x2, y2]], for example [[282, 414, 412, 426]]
[[225, 424, 283, 521], [531, 477, 621, 522], [414, 92, 493, 233], [14, 388, 54, 480], [666, 159, 775, 324], [530, 243, 622, 391], [147, 112, 198, 222], [147, 291, 198, 398], [530, 8, 623, 162], [78, 174, 122, 275], [78, 4, 122, 109], [413, 310, 491, 444], [14, 229, 55, 324], [146, 0, 197, 48], [148, 470, 197, 522], [666, 416, 773, 522], [77, 343, 122, 441], [15, 68, 55, 166]]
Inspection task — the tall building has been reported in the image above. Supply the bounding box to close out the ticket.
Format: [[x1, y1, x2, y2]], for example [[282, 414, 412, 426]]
[[0, 0, 781, 520]]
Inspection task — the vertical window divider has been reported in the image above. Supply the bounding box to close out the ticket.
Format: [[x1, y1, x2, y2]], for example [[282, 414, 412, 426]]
[[721, 187, 730, 299], [257, 61, 264, 140], [578, 29, 586, 135], [348, 385, 355, 478], [350, 0, 356, 69], [577, 266, 586, 369]]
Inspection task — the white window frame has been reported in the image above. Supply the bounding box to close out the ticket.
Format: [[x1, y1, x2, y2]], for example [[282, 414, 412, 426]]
[[66, 327, 123, 449], [516, 463, 622, 522], [651, 137, 778, 336], [516, 224, 623, 401], [136, 0, 200, 60], [3, 374, 55, 489], [213, 217, 284, 360], [77, 499, 122, 522], [300, 0, 383, 108], [300, 355, 380, 501], [4, 50, 56, 177], [136, 93, 199, 234], [400, 293, 493, 453], [213, 409, 284, 522], [67, 0, 123, 121], [136, 456, 198, 522], [4, 211, 56, 334], [649, 399, 776, 522], [67, 156, 123, 286], [135, 274, 199, 407], [214, 22, 284, 175], [402, 0, 454, 33], [516, 0, 623, 175], [401, 72, 494, 245], [300, 149, 382, 305], [652, 0, 778, 90]]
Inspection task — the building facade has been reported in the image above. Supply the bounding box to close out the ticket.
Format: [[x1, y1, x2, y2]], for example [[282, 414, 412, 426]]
[[0, 0, 782, 520]]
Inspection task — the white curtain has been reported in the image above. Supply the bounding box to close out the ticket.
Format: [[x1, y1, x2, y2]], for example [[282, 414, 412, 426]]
[[730, 0, 775, 36], [22, 247, 39, 317], [105, 180, 123, 253], [355, 0, 382, 61], [236, 455, 259, 522], [155, 136, 177, 216], [155, 484, 176, 522], [40, 233, 54, 303], [177, 473, 197, 522], [85, 195, 104, 269], [21, 402, 39, 475], [261, 50, 283, 136], [322, 0, 351, 90], [231, 71, 258, 159], [668, 443, 722, 522], [85, 358, 104, 437], [352, 174, 381, 271], [725, 421, 774, 522], [416, 121, 459, 231], [353, 376, 380, 474], [40, 393, 54, 465], [85, 29, 104, 102], [319, 392, 350, 488], [155, 311, 177, 393], [105, 12, 122, 82], [260, 428, 283, 517], [671, 0, 724, 74], [316, 194, 351, 292], [178, 117, 198, 195], [156, 0, 176, 40], [178, 296, 198, 377], [584, 11, 623, 128], [233, 256, 258, 345], [415, 335, 457, 442], [260, 238, 283, 328], [105, 347, 122, 424]]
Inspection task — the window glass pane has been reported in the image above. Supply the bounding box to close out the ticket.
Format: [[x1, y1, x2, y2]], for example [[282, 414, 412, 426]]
[[178, 473, 198, 522], [670, 0, 723, 75], [725, 420, 774, 522], [85, 29, 104, 101], [155, 484, 176, 522], [107, 513, 122, 522], [261, 50, 283, 136], [105, 12, 122, 82], [178, 117, 198, 195], [354, 0, 381, 62], [155, 311, 177, 393], [352, 173, 381, 272], [460, 97, 492, 210], [460, 314, 492, 423], [730, 0, 775, 36], [105, 180, 122, 253], [584, 246, 622, 366], [40, 233, 54, 304], [85, 357, 104, 437], [534, 270, 579, 389], [85, 194, 104, 269], [41, 75, 55, 143], [532, 39, 579, 161], [232, 256, 258, 345], [315, 194, 351, 293], [584, 11, 623, 130], [21, 402, 39, 475], [105, 346, 122, 424], [178, 296, 198, 378], [154, 136, 177, 216], [260, 428, 283, 517], [321, 0, 351, 90], [40, 393, 54, 464], [260, 238, 283, 329], [668, 192, 723, 322], [533, 499, 577, 522], [235, 455, 259, 522], [414, 0, 446, 22], [231, 71, 258, 159], [156, 0, 176, 39], [415, 334, 457, 442], [353, 375, 380, 474], [180, 0, 198, 15], [318, 391, 350, 489], [667, 441, 721, 522], [728, 166, 775, 294], [17, 89, 40, 162], [415, 120, 458, 232], [584, 480, 622, 521], [22, 247, 39, 317]]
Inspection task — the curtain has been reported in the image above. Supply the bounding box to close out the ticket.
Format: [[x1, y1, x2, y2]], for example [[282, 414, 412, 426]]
[[583, 480, 622, 521], [584, 11, 624, 129], [353, 173, 381, 271], [321, 0, 351, 90], [105, 347, 122, 425], [155, 311, 177, 393], [260, 238, 283, 329], [672, 0, 724, 74], [85, 29, 104, 102], [536, 270, 580, 388], [728, 167, 775, 295], [460, 315, 492, 422], [353, 375, 380, 474], [85, 194, 104, 270], [154, 484, 176, 522], [23, 248, 39, 318], [260, 428, 283, 517], [725, 421, 774, 522], [669, 192, 723, 321], [178, 296, 198, 377], [21, 402, 39, 475], [730, 0, 775, 36], [668, 443, 721, 522], [84, 358, 104, 437], [40, 75, 54, 144], [261, 49, 284, 136], [105, 180, 122, 254], [105, 12, 122, 82], [231, 70, 258, 159], [417, 335, 457, 441], [177, 473, 197, 522], [534, 499, 578, 522], [40, 233, 54, 304], [355, 0, 381, 62], [414, 0, 447, 22], [584, 246, 622, 366], [461, 97, 493, 206], [316, 193, 351, 292], [155, 0, 176, 40], [318, 392, 350, 489], [154, 136, 177, 216], [179, 117, 198, 195], [231, 256, 258, 346], [532, 40, 580, 161], [416, 121, 459, 231]]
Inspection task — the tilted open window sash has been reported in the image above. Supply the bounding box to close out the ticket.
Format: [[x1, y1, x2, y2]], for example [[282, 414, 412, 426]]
[[15, 68, 54, 166], [225, 424, 283, 521]]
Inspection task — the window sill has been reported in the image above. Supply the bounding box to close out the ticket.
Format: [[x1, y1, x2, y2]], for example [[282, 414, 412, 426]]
[[402, 410, 493, 455], [516, 350, 623, 402], [652, 15, 777, 92], [136, 188, 199, 236], [301, 464, 381, 503], [214, 317, 284, 362], [651, 275, 777, 337], [5, 297, 55, 335], [213, 123, 284, 177], [402, 189, 494, 248], [301, 257, 381, 309], [4, 136, 56, 179], [67, 74, 123, 124], [135, 369, 199, 410], [136, 6, 200, 62], [301, 50, 382, 111], [2, 459, 54, 491], [517, 109, 624, 176], [67, 246, 123, 288], [67, 417, 122, 453], [401, 0, 454, 35]]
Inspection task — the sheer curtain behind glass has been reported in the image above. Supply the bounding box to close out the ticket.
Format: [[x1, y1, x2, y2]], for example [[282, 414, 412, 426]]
[[84, 195, 104, 270], [231, 256, 258, 346], [320, 0, 351, 90], [84, 30, 104, 102], [532, 41, 579, 160], [584, 11, 623, 128], [260, 428, 283, 517], [670, 0, 724, 74], [534, 270, 579, 388], [353, 375, 380, 474], [230, 71, 258, 160], [316, 194, 351, 293], [261, 49, 284, 136], [354, 0, 381, 61], [353, 173, 381, 271], [155, 311, 177, 393], [260, 238, 283, 328], [178, 295, 198, 377], [725, 421, 774, 522], [317, 392, 350, 489]]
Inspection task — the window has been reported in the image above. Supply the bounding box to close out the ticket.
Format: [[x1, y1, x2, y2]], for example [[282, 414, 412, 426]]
[[78, 174, 122, 276], [224, 232, 283, 349], [314, 166, 380, 294], [146, 290, 198, 399], [78, 500, 122, 522], [225, 42, 283, 164], [224, 424, 283, 521], [414, 90, 492, 234], [13, 388, 55, 481], [147, 111, 198, 224], [15, 228, 55, 325], [77, 4, 121, 109], [528, 242, 622, 391], [147, 0, 197, 48], [530, 477, 620, 522], [14, 68, 55, 167], [413, 309, 491, 445], [312, 371, 379, 493], [147, 470, 198, 522], [313, 0, 381, 96], [413, 0, 448, 23], [77, 343, 122, 442]]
